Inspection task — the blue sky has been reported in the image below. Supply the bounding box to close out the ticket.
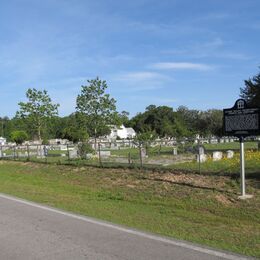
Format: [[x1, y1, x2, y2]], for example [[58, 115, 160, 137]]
[[1, 0, 260, 118]]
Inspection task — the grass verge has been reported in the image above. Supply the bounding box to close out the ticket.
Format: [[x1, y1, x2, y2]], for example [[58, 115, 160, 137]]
[[0, 160, 259, 257]]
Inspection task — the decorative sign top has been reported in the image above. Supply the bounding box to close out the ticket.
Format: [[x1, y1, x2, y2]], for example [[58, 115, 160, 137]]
[[223, 99, 260, 137]]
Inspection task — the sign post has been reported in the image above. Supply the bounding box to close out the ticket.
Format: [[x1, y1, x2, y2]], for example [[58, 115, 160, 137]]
[[239, 137, 245, 197], [223, 99, 260, 199]]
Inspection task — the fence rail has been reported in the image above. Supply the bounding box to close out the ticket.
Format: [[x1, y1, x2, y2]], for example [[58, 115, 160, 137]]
[[0, 139, 259, 175]]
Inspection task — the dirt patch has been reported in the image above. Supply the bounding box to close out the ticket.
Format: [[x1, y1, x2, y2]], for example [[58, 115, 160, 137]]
[[215, 194, 233, 206]]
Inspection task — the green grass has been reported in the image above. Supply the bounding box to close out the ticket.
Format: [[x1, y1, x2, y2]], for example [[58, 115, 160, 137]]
[[0, 160, 259, 257], [204, 141, 258, 151], [111, 146, 177, 159], [168, 151, 260, 176]]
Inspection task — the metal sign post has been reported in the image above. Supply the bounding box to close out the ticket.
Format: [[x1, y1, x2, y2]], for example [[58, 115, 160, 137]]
[[223, 99, 260, 199], [239, 137, 245, 197]]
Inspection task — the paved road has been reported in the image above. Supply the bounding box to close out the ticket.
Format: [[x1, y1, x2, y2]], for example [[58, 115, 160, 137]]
[[0, 194, 252, 260]]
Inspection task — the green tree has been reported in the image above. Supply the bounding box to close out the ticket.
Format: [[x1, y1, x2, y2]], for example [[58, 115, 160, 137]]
[[118, 111, 130, 126], [76, 77, 117, 149], [10, 130, 28, 144], [134, 131, 156, 145], [16, 88, 59, 141], [0, 116, 9, 137], [129, 105, 186, 138], [240, 70, 260, 107], [62, 126, 89, 143]]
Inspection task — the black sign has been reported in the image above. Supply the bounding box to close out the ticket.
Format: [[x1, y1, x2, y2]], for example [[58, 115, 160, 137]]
[[223, 99, 260, 137]]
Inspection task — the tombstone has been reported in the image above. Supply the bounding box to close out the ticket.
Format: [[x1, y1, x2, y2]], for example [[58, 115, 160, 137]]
[[100, 151, 111, 158], [60, 145, 67, 151], [37, 146, 45, 158], [0, 150, 2, 158], [69, 149, 78, 159], [43, 146, 48, 157], [219, 138, 225, 143], [213, 151, 223, 161], [198, 146, 205, 155], [173, 147, 178, 156], [141, 148, 147, 158], [226, 150, 234, 159], [86, 153, 93, 159], [197, 154, 207, 163], [61, 153, 66, 157]]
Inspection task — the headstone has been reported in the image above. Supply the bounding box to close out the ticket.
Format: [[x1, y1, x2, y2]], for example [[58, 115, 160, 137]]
[[141, 148, 146, 158], [213, 151, 223, 161], [86, 153, 93, 159], [173, 147, 177, 155], [197, 154, 207, 163], [226, 150, 234, 159], [61, 153, 66, 157], [100, 151, 111, 158], [37, 146, 45, 158], [198, 146, 205, 155], [69, 149, 78, 159], [43, 146, 48, 156], [0, 150, 2, 158], [60, 145, 67, 151]]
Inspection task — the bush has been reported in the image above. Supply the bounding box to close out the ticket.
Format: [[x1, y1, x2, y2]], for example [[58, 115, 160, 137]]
[[77, 142, 93, 159], [10, 130, 28, 144]]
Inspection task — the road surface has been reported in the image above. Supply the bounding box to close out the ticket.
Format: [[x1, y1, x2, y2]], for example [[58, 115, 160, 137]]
[[0, 193, 252, 260]]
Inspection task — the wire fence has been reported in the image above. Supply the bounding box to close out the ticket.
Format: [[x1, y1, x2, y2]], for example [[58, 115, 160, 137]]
[[0, 138, 259, 174]]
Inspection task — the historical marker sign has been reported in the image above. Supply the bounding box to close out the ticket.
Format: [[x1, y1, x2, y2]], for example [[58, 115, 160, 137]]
[[223, 99, 259, 199], [223, 99, 260, 137]]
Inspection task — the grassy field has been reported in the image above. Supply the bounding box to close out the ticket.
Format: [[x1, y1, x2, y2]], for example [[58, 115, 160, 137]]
[[0, 160, 259, 257], [204, 141, 258, 151], [168, 151, 260, 175]]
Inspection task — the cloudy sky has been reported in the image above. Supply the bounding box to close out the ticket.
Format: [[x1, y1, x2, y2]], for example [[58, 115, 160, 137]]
[[1, 0, 259, 117]]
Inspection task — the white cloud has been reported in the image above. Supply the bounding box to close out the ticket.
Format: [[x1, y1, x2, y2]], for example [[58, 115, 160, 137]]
[[114, 71, 168, 81], [150, 62, 212, 71], [110, 71, 172, 92]]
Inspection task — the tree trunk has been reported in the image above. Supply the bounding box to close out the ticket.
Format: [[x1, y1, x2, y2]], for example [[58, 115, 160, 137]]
[[37, 122, 42, 141], [94, 128, 97, 152]]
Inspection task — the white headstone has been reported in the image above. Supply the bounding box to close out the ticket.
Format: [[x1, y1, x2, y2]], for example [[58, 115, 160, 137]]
[[37, 146, 45, 158], [69, 149, 78, 159], [173, 147, 177, 155], [213, 151, 223, 161], [226, 150, 234, 159], [198, 146, 205, 155], [141, 148, 146, 158], [197, 154, 207, 163], [86, 153, 93, 159], [100, 151, 111, 158]]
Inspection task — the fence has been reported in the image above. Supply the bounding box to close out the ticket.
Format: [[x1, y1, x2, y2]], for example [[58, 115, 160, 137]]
[[0, 138, 259, 175]]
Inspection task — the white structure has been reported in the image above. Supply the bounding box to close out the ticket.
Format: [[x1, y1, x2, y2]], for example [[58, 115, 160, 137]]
[[49, 139, 69, 145], [0, 137, 6, 146], [108, 125, 136, 140], [226, 150, 234, 159], [213, 151, 223, 161]]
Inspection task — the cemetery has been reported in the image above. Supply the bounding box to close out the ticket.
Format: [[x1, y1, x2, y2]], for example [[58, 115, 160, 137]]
[[0, 138, 259, 174]]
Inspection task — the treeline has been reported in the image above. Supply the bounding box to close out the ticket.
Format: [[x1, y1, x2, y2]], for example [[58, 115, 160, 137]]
[[0, 69, 259, 143], [0, 105, 223, 142]]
